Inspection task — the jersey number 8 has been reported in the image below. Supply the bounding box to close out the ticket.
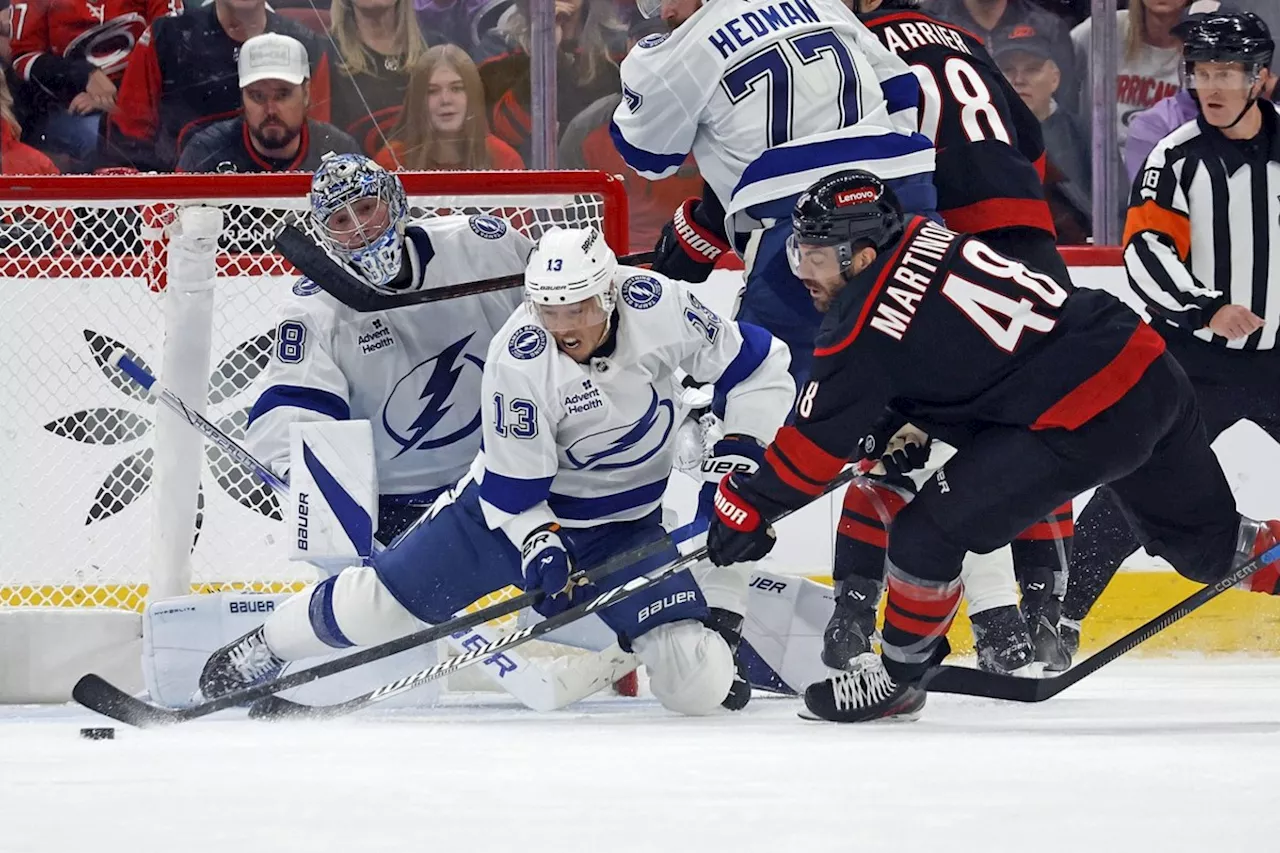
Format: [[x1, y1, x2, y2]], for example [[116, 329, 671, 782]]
[[276, 320, 307, 364]]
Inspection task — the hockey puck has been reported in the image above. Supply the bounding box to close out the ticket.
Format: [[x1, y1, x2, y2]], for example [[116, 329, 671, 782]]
[[80, 727, 115, 740]]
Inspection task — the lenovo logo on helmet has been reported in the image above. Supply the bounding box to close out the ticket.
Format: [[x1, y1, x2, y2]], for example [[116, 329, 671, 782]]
[[834, 187, 878, 207]]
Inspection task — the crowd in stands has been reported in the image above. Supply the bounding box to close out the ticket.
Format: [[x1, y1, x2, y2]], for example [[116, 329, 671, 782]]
[[0, 0, 1275, 247]]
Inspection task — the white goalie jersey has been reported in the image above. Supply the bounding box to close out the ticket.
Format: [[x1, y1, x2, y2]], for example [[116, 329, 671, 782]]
[[472, 268, 795, 542], [246, 215, 532, 501], [609, 0, 933, 235]]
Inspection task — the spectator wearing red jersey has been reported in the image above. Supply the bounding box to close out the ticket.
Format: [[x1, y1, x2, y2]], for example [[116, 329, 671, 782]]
[[106, 0, 333, 172], [9, 0, 180, 172], [557, 15, 699, 249], [328, 0, 432, 157], [0, 59, 56, 173], [177, 33, 360, 173], [374, 43, 522, 170]]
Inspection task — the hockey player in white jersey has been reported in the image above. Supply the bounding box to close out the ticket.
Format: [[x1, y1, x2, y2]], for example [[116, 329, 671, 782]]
[[611, 0, 937, 384], [198, 226, 796, 715], [245, 153, 531, 542]]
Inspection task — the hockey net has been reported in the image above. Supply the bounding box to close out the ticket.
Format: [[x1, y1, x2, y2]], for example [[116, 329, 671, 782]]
[[0, 171, 627, 638]]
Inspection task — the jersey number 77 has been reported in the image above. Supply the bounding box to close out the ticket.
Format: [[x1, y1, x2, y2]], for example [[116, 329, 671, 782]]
[[722, 27, 862, 148]]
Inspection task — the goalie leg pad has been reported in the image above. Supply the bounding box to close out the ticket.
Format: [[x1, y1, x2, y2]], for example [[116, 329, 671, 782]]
[[633, 619, 735, 716], [263, 565, 425, 660], [691, 561, 750, 617]]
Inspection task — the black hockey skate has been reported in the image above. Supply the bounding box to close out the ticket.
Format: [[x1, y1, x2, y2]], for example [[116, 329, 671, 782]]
[[197, 626, 286, 701], [821, 576, 881, 670], [1059, 618, 1081, 662], [801, 653, 925, 723], [705, 607, 751, 711], [1023, 598, 1071, 672], [970, 605, 1035, 674]]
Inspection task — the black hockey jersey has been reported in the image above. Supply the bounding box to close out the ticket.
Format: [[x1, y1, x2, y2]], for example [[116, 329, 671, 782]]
[[861, 8, 1055, 237], [745, 217, 1165, 515]]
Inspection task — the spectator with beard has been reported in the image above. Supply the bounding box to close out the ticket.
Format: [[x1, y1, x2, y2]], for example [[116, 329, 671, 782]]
[[177, 34, 359, 172]]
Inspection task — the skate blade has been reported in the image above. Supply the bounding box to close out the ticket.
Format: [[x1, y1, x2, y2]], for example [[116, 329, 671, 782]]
[[796, 708, 922, 723]]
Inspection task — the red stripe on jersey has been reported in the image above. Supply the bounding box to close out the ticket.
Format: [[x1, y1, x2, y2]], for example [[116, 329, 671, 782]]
[[887, 573, 962, 619], [763, 446, 825, 496], [771, 426, 847, 489], [1016, 517, 1075, 540], [12, 53, 43, 81], [942, 197, 1056, 238], [838, 517, 888, 548], [1031, 151, 1047, 183], [884, 604, 954, 638], [842, 480, 910, 523], [813, 217, 925, 357], [1032, 323, 1166, 431]]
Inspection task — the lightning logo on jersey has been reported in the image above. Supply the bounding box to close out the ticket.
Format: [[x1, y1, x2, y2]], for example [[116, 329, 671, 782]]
[[564, 388, 675, 471], [383, 334, 486, 457]]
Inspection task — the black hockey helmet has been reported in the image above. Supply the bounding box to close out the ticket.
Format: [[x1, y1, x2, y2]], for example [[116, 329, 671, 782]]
[[791, 170, 905, 266], [1182, 11, 1274, 72]]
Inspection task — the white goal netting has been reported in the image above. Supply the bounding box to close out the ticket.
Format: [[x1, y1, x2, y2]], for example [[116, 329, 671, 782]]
[[0, 170, 626, 615]]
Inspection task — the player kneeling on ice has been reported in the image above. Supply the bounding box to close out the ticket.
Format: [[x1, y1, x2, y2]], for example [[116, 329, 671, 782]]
[[199, 225, 795, 715], [706, 169, 1280, 723]]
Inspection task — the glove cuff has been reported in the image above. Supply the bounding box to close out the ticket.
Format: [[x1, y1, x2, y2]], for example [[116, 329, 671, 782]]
[[674, 198, 730, 264], [713, 476, 762, 532]]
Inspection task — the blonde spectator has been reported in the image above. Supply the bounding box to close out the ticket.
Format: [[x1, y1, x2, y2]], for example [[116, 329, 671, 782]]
[[375, 43, 524, 170], [329, 0, 431, 156], [1072, 0, 1191, 154], [476, 0, 624, 162]]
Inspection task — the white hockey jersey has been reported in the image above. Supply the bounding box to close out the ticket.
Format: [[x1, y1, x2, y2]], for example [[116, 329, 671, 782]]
[[246, 215, 531, 502], [609, 0, 935, 235], [472, 268, 795, 543]]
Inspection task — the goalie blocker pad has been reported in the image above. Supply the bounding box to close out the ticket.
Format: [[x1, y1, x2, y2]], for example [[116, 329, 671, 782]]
[[289, 420, 377, 570]]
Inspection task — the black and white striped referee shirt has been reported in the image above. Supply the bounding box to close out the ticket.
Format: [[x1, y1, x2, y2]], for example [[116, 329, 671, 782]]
[[1123, 99, 1280, 350]]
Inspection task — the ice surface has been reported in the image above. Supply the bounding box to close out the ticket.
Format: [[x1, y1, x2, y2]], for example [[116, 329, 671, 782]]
[[3, 659, 1279, 853]]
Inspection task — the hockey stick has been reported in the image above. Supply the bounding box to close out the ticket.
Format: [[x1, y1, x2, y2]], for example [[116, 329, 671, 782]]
[[247, 466, 872, 721], [72, 529, 680, 727], [918, 543, 1278, 702], [275, 224, 655, 313], [109, 350, 289, 494]]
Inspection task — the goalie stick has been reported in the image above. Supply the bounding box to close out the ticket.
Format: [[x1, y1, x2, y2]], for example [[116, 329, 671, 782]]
[[918, 541, 1278, 702], [274, 224, 655, 313], [246, 465, 873, 721]]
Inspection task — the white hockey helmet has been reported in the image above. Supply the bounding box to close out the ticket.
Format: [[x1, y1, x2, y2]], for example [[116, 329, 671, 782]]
[[309, 152, 409, 292], [525, 226, 618, 333]]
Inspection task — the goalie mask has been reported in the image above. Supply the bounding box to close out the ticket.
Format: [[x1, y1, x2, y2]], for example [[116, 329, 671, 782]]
[[525, 226, 618, 361], [309, 153, 409, 291]]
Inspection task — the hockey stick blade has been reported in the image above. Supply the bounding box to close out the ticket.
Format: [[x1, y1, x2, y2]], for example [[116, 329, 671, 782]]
[[248, 464, 872, 721], [275, 225, 655, 313], [918, 542, 1279, 703], [72, 532, 674, 728]]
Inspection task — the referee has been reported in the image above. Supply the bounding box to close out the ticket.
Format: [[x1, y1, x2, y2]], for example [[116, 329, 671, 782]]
[[1063, 10, 1280, 656]]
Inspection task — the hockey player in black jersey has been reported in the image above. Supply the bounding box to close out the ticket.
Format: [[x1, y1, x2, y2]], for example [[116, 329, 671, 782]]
[[705, 170, 1280, 722], [820, 0, 1076, 675]]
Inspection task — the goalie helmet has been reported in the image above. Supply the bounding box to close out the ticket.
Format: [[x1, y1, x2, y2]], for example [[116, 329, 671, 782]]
[[309, 152, 409, 291], [524, 226, 618, 332]]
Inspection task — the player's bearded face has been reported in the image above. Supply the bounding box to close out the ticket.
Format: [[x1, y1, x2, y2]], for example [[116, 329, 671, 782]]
[[536, 298, 609, 363], [788, 240, 850, 311], [324, 197, 393, 251]]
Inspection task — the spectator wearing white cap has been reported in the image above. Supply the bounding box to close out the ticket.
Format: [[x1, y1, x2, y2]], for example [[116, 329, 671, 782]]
[[177, 34, 360, 173]]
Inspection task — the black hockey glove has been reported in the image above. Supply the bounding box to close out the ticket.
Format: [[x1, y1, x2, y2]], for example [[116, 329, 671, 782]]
[[707, 474, 776, 567], [652, 197, 731, 284], [859, 411, 932, 478]]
